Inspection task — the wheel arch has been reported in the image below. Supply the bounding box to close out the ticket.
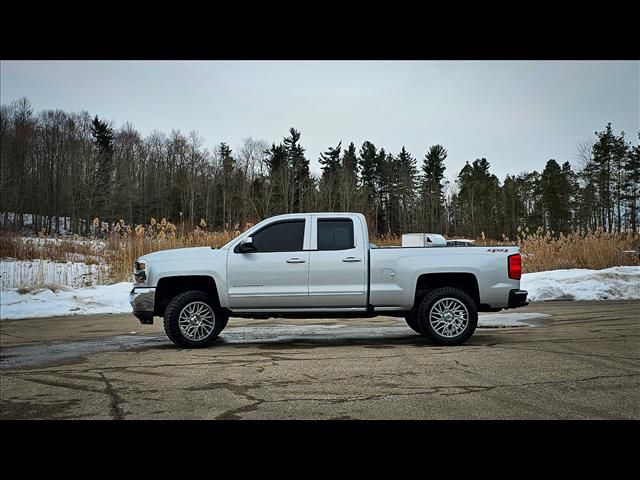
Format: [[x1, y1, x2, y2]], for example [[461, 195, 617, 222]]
[[413, 272, 480, 309], [154, 275, 221, 317]]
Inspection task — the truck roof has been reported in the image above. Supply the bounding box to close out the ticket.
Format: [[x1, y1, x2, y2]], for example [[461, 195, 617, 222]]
[[266, 212, 365, 219]]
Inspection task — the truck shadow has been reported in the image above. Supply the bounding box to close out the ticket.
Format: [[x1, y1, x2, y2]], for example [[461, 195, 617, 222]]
[[194, 326, 506, 350], [0, 329, 508, 369]]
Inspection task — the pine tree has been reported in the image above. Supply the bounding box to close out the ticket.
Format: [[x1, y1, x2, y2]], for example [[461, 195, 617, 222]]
[[218, 142, 236, 228], [265, 142, 288, 214], [358, 141, 378, 232], [540, 159, 569, 234], [358, 141, 378, 194], [318, 141, 342, 211], [396, 147, 417, 232], [89, 115, 114, 230], [456, 158, 502, 238], [502, 174, 524, 239], [319, 141, 342, 176], [576, 159, 599, 232], [378, 149, 399, 234], [374, 148, 390, 234], [592, 123, 628, 231], [420, 145, 447, 232], [283, 128, 311, 213], [340, 142, 358, 211], [561, 161, 579, 231]]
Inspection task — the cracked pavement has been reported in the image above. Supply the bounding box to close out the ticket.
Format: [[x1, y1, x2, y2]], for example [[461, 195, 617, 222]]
[[1, 300, 639, 419]]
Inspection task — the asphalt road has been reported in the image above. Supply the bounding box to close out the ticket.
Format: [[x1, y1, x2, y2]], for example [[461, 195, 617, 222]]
[[1, 301, 638, 419]]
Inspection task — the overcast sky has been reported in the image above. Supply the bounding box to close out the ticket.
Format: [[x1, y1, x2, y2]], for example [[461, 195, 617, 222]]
[[1, 60, 638, 184]]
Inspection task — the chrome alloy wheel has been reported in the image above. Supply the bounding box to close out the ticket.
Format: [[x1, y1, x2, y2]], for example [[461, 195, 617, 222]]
[[178, 301, 216, 341], [429, 297, 469, 338]]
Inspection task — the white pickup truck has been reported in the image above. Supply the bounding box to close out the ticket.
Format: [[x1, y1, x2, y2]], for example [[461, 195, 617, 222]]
[[130, 212, 528, 348]]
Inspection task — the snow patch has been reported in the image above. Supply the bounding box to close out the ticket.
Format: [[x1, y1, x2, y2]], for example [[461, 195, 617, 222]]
[[522, 266, 640, 301], [1, 282, 132, 320], [478, 312, 551, 328]]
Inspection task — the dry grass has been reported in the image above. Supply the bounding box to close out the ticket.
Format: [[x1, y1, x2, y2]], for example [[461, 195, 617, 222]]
[[104, 220, 241, 284], [2, 218, 638, 286], [370, 233, 402, 247], [0, 217, 243, 286], [364, 229, 638, 273], [0, 235, 106, 264], [515, 227, 638, 273]]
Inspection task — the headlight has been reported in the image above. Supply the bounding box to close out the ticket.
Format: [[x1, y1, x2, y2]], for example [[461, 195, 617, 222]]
[[133, 260, 147, 286]]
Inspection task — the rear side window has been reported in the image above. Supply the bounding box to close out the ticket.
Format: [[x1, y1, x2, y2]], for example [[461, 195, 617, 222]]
[[251, 220, 305, 252], [317, 219, 354, 251]]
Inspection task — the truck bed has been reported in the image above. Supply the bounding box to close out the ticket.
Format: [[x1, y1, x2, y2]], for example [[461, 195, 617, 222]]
[[368, 245, 520, 309]]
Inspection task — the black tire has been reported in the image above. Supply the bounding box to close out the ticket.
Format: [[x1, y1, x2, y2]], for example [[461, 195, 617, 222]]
[[163, 290, 228, 348], [417, 287, 477, 345], [404, 310, 423, 334]]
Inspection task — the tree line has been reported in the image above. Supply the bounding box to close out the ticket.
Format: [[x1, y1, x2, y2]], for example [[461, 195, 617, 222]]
[[1, 97, 638, 239]]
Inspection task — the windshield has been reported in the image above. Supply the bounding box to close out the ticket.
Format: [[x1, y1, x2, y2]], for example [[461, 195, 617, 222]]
[[220, 218, 269, 249]]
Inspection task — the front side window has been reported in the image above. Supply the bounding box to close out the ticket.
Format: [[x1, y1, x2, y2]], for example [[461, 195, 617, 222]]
[[250, 220, 305, 252], [317, 219, 354, 251]]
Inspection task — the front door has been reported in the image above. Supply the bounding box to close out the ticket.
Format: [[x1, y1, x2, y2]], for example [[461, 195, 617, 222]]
[[227, 218, 310, 309]]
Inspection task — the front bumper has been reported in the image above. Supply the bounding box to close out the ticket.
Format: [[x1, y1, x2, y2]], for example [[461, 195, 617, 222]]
[[129, 287, 156, 324], [508, 289, 529, 308]]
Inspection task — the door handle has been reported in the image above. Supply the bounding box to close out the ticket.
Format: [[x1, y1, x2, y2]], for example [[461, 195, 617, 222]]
[[286, 257, 306, 263], [342, 257, 362, 262]]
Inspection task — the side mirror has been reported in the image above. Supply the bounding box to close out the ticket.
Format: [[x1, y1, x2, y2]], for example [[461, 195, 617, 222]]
[[238, 236, 256, 253]]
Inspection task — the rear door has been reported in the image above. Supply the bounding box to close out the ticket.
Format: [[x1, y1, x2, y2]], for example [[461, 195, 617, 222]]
[[308, 216, 367, 308], [227, 217, 310, 309]]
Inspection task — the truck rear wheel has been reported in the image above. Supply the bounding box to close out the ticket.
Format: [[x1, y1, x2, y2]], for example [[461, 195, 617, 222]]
[[404, 310, 423, 334], [417, 287, 477, 345], [163, 291, 228, 348]]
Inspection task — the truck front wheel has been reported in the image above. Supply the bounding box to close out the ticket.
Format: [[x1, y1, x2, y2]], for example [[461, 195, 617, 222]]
[[163, 291, 228, 348], [417, 287, 477, 345]]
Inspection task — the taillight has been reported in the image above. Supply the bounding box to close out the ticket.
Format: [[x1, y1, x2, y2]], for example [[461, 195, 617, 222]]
[[508, 253, 522, 280]]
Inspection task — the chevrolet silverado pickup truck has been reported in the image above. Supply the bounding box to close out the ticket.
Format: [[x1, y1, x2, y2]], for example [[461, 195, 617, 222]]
[[130, 212, 528, 348]]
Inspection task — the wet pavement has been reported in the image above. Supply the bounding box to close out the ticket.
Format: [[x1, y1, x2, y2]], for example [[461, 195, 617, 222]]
[[1, 301, 639, 419]]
